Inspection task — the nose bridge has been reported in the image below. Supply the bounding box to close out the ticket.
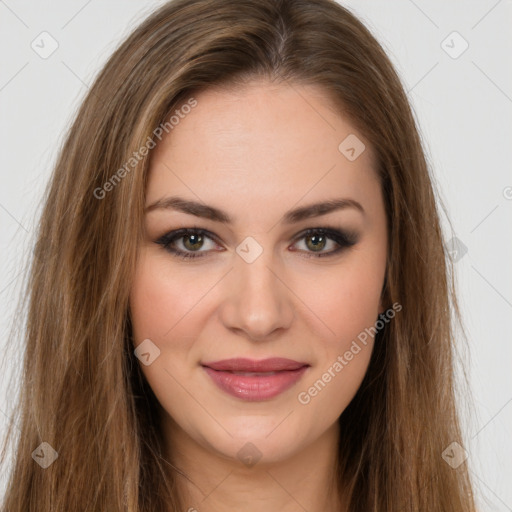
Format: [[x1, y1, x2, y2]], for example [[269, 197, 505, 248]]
[[220, 236, 293, 339], [237, 244, 278, 297]]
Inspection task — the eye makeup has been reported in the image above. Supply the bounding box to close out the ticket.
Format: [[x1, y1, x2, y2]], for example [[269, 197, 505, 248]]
[[154, 225, 359, 261]]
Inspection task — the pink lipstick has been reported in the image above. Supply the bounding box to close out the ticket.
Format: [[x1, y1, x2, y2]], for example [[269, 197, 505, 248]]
[[201, 357, 309, 401]]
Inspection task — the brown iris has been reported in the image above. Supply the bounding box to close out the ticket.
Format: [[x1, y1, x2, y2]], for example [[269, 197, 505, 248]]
[[305, 233, 327, 252], [183, 233, 204, 251]]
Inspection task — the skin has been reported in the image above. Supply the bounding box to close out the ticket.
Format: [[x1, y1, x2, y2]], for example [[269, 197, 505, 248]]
[[129, 80, 388, 512]]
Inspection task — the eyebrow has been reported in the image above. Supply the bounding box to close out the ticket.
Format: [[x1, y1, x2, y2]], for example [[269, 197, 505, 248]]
[[145, 196, 365, 223]]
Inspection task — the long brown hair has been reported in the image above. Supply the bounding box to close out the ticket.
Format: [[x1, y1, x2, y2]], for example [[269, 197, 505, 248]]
[[1, 0, 476, 510]]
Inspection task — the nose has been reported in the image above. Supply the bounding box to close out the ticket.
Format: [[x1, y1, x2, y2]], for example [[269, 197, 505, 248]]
[[218, 245, 294, 341]]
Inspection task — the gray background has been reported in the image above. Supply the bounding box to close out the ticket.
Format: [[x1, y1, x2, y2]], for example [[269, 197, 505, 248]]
[[0, 0, 511, 509]]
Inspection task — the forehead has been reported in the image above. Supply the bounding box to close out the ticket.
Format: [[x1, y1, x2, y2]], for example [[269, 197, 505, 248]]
[[146, 81, 380, 224]]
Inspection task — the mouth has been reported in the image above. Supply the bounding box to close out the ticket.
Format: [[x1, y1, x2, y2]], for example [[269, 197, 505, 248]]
[[201, 358, 310, 401]]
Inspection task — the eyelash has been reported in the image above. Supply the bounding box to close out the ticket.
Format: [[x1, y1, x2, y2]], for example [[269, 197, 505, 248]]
[[155, 226, 358, 260]]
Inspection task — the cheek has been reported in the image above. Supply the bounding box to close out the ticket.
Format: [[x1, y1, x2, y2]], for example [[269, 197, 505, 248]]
[[296, 341, 373, 421], [295, 265, 381, 414], [294, 250, 384, 406], [129, 250, 213, 342], [128, 251, 207, 399], [129, 252, 208, 422], [301, 253, 385, 347]]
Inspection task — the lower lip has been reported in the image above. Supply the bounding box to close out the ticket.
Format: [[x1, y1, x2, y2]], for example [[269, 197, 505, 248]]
[[203, 366, 309, 401]]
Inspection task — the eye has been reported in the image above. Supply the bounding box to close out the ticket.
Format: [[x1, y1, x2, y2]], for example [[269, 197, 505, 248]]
[[155, 226, 358, 260], [290, 227, 358, 258], [155, 228, 221, 260]]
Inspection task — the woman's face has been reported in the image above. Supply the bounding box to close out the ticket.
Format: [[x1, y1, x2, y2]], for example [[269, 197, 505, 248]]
[[129, 80, 387, 466]]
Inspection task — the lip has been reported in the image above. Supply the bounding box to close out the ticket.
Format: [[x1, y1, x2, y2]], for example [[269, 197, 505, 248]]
[[202, 358, 310, 401]]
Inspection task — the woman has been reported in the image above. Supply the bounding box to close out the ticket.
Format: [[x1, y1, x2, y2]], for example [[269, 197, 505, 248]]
[[0, 0, 476, 510]]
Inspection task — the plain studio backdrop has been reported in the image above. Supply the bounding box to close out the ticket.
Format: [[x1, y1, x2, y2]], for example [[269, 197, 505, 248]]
[[0, 0, 511, 509]]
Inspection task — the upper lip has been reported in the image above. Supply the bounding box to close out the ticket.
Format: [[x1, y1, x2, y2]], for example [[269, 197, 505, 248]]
[[202, 357, 309, 372]]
